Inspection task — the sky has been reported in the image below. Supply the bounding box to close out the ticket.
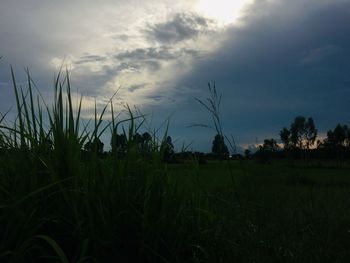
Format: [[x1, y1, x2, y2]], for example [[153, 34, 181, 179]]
[[0, 0, 350, 152]]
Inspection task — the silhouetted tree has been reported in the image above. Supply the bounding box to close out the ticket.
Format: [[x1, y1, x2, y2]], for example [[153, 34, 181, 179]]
[[289, 116, 317, 150], [324, 124, 349, 165], [255, 138, 279, 164], [327, 124, 348, 147], [305, 117, 317, 150], [290, 116, 306, 149], [280, 127, 291, 150], [282, 116, 317, 161], [324, 123, 349, 165], [111, 131, 154, 158], [161, 136, 174, 162], [262, 138, 279, 152], [111, 133, 127, 157], [142, 132, 152, 143], [84, 138, 104, 154], [212, 134, 229, 159]]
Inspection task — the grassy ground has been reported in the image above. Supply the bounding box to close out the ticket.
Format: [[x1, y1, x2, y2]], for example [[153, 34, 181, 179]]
[[2, 151, 350, 262], [1, 70, 350, 262], [169, 160, 350, 263]]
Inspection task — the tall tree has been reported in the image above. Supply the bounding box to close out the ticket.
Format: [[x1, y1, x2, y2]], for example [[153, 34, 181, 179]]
[[290, 116, 306, 149], [212, 134, 229, 159], [279, 127, 291, 150], [305, 117, 318, 150], [289, 116, 317, 150], [326, 124, 347, 147], [325, 124, 349, 165]]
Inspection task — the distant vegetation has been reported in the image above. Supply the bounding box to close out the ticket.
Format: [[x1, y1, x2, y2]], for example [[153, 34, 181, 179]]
[[0, 68, 350, 262], [250, 116, 350, 165]]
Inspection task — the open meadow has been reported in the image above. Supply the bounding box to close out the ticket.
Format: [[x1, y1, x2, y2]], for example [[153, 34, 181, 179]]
[[2, 127, 350, 263], [170, 160, 350, 262], [0, 71, 350, 262]]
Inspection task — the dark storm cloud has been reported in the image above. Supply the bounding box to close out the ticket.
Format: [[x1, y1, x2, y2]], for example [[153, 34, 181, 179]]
[[169, 0, 350, 148], [146, 12, 215, 43]]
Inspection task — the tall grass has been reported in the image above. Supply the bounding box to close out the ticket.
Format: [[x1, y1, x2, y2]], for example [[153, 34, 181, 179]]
[[0, 69, 221, 263], [2, 69, 350, 263]]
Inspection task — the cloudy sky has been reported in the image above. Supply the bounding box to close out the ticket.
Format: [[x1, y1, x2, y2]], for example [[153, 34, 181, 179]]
[[1, 0, 349, 152]]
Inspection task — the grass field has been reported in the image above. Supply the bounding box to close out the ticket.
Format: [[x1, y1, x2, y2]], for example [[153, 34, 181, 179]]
[[170, 160, 350, 262], [2, 151, 350, 262], [1, 70, 350, 262]]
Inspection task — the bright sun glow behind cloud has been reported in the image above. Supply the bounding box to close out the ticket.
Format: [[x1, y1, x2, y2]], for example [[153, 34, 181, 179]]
[[195, 0, 251, 24]]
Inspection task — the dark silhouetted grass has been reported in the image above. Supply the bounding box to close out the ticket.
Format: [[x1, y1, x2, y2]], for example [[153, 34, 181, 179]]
[[1, 69, 350, 263]]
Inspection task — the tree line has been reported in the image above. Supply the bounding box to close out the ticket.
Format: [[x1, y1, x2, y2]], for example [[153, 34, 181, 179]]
[[82, 131, 174, 161], [3, 112, 347, 164], [207, 115, 350, 163], [252, 116, 350, 163]]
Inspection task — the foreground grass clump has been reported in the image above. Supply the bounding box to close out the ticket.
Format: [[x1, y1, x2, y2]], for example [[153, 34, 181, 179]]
[[1, 69, 350, 263], [0, 70, 220, 263]]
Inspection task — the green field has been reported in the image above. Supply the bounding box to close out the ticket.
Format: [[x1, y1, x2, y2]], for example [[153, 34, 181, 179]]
[[1, 71, 350, 262], [170, 161, 350, 261], [2, 150, 350, 262]]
